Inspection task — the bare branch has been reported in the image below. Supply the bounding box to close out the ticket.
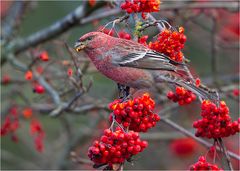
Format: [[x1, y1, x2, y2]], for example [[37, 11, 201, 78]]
[[11, 3, 88, 55], [160, 1, 238, 11], [1, 1, 30, 40], [218, 138, 234, 170]]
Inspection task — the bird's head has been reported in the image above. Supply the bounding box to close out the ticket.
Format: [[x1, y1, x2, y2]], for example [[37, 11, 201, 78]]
[[74, 32, 108, 52]]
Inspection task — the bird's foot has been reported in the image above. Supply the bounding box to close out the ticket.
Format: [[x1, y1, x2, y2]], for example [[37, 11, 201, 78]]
[[117, 83, 130, 101]]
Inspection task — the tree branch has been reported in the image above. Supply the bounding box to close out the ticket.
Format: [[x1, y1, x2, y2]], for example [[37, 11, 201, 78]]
[[160, 1, 238, 11]]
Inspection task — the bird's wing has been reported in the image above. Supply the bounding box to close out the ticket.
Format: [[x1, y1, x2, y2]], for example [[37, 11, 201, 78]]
[[110, 39, 184, 72]]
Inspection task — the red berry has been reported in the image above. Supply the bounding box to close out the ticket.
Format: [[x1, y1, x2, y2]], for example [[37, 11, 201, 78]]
[[33, 84, 45, 94], [39, 51, 49, 61], [25, 71, 33, 80]]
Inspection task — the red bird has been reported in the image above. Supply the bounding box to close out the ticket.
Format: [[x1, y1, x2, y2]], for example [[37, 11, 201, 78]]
[[75, 32, 215, 100]]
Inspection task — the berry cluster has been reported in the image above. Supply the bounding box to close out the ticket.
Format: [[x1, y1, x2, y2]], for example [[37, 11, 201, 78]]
[[0, 106, 19, 142], [100, 28, 132, 40], [1, 105, 45, 152], [189, 156, 223, 171], [108, 93, 160, 132], [193, 100, 240, 138], [138, 35, 148, 46], [167, 86, 196, 105], [119, 31, 131, 40], [149, 27, 187, 62], [30, 119, 45, 152], [99, 27, 115, 36], [88, 127, 148, 166], [121, 0, 160, 14]]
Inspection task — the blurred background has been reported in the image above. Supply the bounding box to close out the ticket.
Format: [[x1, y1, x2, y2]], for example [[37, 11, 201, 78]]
[[1, 0, 239, 170]]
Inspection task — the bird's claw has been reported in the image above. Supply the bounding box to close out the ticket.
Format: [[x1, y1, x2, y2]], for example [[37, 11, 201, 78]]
[[117, 83, 130, 101]]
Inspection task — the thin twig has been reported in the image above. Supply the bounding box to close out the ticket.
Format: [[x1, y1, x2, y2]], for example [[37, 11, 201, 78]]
[[218, 138, 234, 171]]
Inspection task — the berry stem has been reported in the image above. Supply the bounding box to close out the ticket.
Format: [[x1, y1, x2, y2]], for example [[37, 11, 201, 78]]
[[217, 138, 234, 171]]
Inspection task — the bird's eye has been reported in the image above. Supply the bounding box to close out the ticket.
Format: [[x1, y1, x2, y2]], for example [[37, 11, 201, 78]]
[[87, 36, 93, 41]]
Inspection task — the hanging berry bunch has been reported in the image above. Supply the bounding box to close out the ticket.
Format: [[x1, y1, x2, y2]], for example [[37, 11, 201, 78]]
[[30, 119, 45, 152], [88, 127, 148, 168], [121, 0, 160, 14], [118, 31, 132, 40], [189, 156, 223, 171], [193, 100, 240, 138], [149, 27, 187, 62], [167, 86, 196, 105], [99, 26, 115, 36], [109, 93, 160, 132], [88, 93, 159, 169], [0, 106, 19, 142], [138, 35, 148, 46]]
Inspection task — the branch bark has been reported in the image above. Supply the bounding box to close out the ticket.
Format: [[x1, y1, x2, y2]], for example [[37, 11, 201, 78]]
[[160, 1, 238, 11]]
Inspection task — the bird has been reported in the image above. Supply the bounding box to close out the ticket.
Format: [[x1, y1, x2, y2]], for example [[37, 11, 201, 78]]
[[74, 31, 215, 100]]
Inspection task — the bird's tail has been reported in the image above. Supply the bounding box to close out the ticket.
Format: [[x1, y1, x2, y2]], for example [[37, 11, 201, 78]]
[[154, 71, 218, 101]]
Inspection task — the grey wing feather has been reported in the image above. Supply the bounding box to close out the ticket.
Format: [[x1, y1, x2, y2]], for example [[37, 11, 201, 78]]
[[112, 49, 186, 74], [116, 52, 147, 64], [110, 40, 184, 71]]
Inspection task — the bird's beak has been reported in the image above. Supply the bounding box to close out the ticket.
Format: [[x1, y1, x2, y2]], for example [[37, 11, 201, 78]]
[[74, 41, 86, 52]]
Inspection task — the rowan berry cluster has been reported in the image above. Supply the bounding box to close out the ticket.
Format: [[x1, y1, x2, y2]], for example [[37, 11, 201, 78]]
[[100, 28, 132, 40], [193, 100, 240, 138], [189, 156, 223, 171], [167, 86, 196, 105], [1, 105, 45, 152], [30, 119, 45, 152], [138, 35, 148, 46], [88, 93, 158, 168], [0, 107, 19, 142], [149, 27, 187, 62], [119, 31, 131, 40], [88, 127, 148, 167], [108, 93, 160, 132], [99, 27, 114, 36], [121, 0, 160, 14]]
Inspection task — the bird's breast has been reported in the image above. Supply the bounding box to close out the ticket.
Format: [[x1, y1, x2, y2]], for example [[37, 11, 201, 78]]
[[93, 57, 154, 89]]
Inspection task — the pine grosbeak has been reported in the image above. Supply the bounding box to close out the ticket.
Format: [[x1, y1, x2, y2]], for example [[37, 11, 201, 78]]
[[75, 32, 215, 100]]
